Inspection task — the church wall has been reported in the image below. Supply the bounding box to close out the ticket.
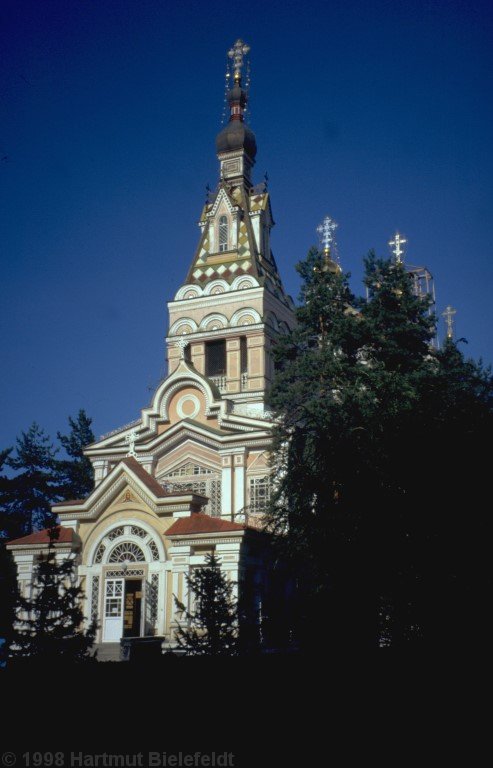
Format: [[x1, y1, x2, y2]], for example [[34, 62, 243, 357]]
[[155, 441, 221, 477], [80, 505, 167, 564], [168, 292, 264, 332]]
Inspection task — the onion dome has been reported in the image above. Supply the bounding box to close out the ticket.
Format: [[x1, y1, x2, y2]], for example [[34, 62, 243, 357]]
[[216, 39, 257, 160], [216, 116, 257, 159]]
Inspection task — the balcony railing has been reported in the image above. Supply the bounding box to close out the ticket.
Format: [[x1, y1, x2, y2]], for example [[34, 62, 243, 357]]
[[209, 375, 227, 392]]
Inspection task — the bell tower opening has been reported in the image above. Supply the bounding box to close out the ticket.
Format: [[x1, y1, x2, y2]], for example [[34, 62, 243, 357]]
[[205, 339, 227, 377]]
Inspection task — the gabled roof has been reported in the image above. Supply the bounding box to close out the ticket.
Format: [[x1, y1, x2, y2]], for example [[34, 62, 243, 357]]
[[166, 513, 246, 537], [118, 457, 169, 497], [7, 526, 79, 548], [52, 456, 169, 508], [53, 457, 208, 521]]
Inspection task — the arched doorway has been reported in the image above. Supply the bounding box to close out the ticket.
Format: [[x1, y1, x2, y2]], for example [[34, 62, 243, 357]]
[[89, 523, 163, 643]]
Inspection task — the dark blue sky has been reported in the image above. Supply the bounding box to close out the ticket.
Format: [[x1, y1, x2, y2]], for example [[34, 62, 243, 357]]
[[1, 0, 492, 449]]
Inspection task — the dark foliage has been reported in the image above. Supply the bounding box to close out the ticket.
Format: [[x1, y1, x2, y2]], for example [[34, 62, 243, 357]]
[[57, 409, 95, 500], [267, 247, 493, 649], [9, 525, 96, 665], [174, 553, 239, 656], [3, 423, 59, 539]]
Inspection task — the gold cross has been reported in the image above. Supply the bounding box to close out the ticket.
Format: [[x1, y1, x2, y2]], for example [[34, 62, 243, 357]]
[[388, 232, 407, 264], [442, 305, 457, 339], [228, 39, 250, 82]]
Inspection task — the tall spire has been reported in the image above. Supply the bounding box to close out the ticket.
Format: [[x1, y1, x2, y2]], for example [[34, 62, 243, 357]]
[[216, 39, 257, 181], [180, 38, 289, 306]]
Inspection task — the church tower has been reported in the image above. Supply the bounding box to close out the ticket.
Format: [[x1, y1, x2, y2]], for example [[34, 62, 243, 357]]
[[7, 39, 294, 649], [167, 38, 294, 410]]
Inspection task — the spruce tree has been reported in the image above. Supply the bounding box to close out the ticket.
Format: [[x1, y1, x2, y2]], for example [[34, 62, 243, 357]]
[[268, 245, 493, 649], [266, 248, 374, 649], [355, 254, 437, 645], [0, 448, 14, 540], [0, 540, 19, 665], [0, 449, 19, 662], [10, 526, 96, 665], [57, 410, 95, 500], [6, 423, 59, 538], [174, 554, 239, 656]]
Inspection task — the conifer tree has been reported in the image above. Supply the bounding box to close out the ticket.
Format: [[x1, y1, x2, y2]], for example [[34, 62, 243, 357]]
[[0, 448, 14, 539], [266, 246, 493, 649], [0, 538, 18, 665], [6, 423, 59, 538], [57, 409, 95, 500], [174, 554, 239, 656], [10, 526, 96, 665], [266, 248, 373, 648]]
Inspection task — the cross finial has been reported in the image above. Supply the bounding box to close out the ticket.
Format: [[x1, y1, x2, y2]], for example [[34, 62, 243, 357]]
[[176, 337, 190, 360], [389, 232, 407, 264], [125, 430, 138, 457], [228, 39, 250, 83], [316, 215, 338, 254], [442, 305, 457, 339]]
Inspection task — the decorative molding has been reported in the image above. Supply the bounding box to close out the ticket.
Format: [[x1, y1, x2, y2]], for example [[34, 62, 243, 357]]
[[176, 393, 201, 420], [169, 317, 199, 336], [166, 323, 264, 344], [168, 287, 263, 312]]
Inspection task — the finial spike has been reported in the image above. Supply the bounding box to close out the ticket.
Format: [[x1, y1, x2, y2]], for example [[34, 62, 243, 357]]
[[389, 231, 407, 264]]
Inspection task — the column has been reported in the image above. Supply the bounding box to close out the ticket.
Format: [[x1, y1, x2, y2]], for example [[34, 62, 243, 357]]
[[167, 343, 181, 374], [191, 342, 205, 374], [247, 334, 266, 391], [233, 452, 245, 516], [220, 454, 232, 518], [226, 338, 240, 393]]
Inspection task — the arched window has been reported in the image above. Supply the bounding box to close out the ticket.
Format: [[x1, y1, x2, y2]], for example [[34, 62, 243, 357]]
[[219, 215, 228, 252], [109, 542, 146, 563]]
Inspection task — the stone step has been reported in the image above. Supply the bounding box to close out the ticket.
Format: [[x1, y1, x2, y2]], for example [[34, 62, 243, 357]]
[[92, 643, 121, 662]]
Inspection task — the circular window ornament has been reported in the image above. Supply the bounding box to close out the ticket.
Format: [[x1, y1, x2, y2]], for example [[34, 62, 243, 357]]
[[176, 393, 201, 419], [211, 286, 224, 295]]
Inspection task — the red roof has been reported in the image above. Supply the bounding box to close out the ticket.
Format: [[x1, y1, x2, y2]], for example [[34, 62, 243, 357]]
[[8, 526, 77, 547], [166, 513, 246, 537], [119, 457, 169, 497]]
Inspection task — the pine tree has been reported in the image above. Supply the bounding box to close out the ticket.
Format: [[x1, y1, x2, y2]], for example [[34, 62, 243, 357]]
[[6, 423, 59, 538], [266, 248, 374, 649], [0, 449, 19, 662], [10, 526, 96, 665], [174, 554, 239, 656], [57, 410, 95, 500], [268, 244, 493, 649], [0, 448, 14, 540], [0, 540, 19, 665]]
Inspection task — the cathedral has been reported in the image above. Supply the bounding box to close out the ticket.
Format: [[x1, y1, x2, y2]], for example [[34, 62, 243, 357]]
[[7, 40, 295, 649]]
